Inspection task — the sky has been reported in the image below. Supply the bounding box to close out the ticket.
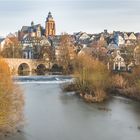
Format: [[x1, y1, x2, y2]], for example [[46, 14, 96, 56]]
[[0, 0, 140, 37]]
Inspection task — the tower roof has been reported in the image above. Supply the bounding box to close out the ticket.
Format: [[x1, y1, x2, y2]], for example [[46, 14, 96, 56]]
[[31, 21, 34, 27], [46, 12, 53, 21]]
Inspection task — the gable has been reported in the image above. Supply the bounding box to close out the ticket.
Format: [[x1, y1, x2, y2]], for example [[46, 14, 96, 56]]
[[124, 33, 129, 40], [79, 33, 90, 40], [90, 35, 95, 41], [118, 35, 125, 45], [40, 38, 51, 46], [114, 55, 124, 62], [129, 33, 136, 40]]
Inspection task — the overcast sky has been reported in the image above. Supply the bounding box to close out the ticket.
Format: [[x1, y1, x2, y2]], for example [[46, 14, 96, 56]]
[[0, 0, 140, 36]]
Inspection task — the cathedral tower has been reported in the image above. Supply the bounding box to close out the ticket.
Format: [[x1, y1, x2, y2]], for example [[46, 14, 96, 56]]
[[45, 12, 56, 37]]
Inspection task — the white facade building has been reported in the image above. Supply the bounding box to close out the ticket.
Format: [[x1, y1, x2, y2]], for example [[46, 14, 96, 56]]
[[113, 51, 126, 71]]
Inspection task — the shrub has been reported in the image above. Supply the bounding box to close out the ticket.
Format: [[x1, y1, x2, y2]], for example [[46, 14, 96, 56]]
[[0, 58, 24, 136], [120, 66, 140, 87], [72, 55, 110, 102], [111, 74, 127, 89], [110, 66, 140, 99], [62, 82, 77, 92]]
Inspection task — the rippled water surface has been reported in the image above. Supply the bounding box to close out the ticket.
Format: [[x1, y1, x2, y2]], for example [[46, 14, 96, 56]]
[[3, 76, 140, 140]]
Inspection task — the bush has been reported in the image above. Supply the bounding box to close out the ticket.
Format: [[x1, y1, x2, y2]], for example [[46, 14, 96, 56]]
[[0, 58, 24, 136], [71, 55, 110, 102], [62, 82, 77, 92], [111, 74, 127, 89], [119, 66, 140, 87], [109, 66, 140, 100]]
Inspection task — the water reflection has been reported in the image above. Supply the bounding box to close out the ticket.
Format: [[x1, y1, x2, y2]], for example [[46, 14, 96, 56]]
[[18, 71, 30, 76], [18, 71, 63, 76]]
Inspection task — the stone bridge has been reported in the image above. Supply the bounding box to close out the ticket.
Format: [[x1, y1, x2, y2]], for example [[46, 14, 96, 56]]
[[3, 58, 54, 75]]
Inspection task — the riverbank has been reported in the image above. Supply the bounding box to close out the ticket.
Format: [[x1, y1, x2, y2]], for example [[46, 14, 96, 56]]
[[109, 87, 140, 102], [62, 81, 140, 103]]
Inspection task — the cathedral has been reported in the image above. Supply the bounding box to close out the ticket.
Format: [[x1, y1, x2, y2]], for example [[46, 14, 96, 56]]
[[17, 12, 56, 59], [18, 12, 56, 40]]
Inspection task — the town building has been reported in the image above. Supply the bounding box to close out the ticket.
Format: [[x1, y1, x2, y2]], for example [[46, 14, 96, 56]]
[[113, 51, 126, 71]]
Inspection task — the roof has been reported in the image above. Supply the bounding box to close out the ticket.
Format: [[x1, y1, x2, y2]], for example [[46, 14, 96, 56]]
[[51, 35, 61, 47], [46, 12, 54, 21], [40, 37, 51, 46], [21, 24, 41, 33], [21, 26, 29, 32], [78, 46, 94, 56]]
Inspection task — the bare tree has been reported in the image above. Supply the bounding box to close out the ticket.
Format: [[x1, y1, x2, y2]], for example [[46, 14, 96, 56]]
[[39, 45, 54, 61], [1, 37, 22, 58], [90, 41, 108, 63], [57, 33, 76, 74]]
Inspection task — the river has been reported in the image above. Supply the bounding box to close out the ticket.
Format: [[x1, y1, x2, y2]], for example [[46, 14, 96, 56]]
[[3, 76, 140, 140]]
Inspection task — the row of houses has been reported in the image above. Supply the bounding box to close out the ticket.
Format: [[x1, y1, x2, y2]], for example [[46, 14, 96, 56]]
[[73, 30, 139, 48], [72, 30, 140, 71], [1, 29, 140, 71]]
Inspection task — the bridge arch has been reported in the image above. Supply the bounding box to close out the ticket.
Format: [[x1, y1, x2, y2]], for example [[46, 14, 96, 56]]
[[18, 63, 31, 76], [51, 64, 63, 73], [36, 64, 47, 75]]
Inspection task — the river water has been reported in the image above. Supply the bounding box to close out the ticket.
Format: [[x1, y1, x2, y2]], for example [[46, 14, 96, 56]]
[[3, 76, 140, 140]]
